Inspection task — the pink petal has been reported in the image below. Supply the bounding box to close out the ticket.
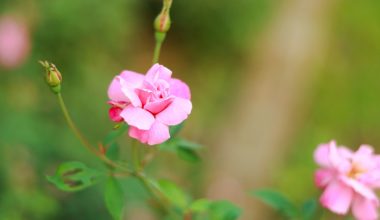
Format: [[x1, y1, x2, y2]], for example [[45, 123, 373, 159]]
[[108, 75, 142, 107], [144, 97, 174, 114], [128, 121, 170, 145], [329, 143, 351, 173], [320, 181, 353, 215], [119, 77, 142, 107], [129, 126, 149, 144], [108, 76, 127, 101], [315, 168, 334, 188], [169, 78, 191, 99], [340, 176, 379, 202], [109, 106, 123, 122], [120, 106, 155, 130], [156, 97, 192, 126], [352, 145, 377, 171], [145, 63, 172, 83], [314, 142, 333, 167], [356, 145, 374, 156], [362, 169, 380, 188], [352, 196, 379, 220], [119, 70, 144, 87], [338, 147, 354, 159], [136, 88, 152, 106]]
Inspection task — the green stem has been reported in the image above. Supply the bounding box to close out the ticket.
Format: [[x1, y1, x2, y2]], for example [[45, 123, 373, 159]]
[[152, 32, 166, 64], [131, 139, 141, 171], [57, 93, 131, 173], [57, 93, 95, 153], [133, 171, 171, 212]]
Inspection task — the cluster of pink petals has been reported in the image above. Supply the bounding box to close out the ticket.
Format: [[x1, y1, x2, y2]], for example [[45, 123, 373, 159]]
[[0, 15, 30, 69], [107, 64, 192, 145], [314, 141, 380, 220]]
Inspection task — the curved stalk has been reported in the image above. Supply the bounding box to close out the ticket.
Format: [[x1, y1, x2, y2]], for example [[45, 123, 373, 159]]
[[57, 93, 131, 173]]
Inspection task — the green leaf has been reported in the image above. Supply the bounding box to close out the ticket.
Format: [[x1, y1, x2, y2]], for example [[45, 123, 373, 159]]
[[169, 123, 184, 138], [159, 137, 202, 163], [177, 138, 202, 150], [208, 200, 242, 220], [301, 199, 319, 220], [106, 142, 120, 161], [157, 179, 190, 210], [103, 123, 128, 146], [176, 139, 202, 163], [46, 161, 102, 192], [252, 189, 299, 218], [177, 147, 201, 163], [190, 199, 211, 213], [104, 177, 125, 220], [159, 139, 178, 152]]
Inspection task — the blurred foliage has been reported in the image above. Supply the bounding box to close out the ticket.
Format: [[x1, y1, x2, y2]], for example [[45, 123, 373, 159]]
[[0, 0, 379, 219]]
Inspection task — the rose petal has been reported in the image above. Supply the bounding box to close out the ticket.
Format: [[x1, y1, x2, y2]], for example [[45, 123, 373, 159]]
[[314, 142, 333, 167], [136, 88, 152, 106], [144, 96, 174, 114], [352, 195, 379, 220], [120, 106, 155, 130], [352, 145, 377, 171], [119, 70, 144, 87], [315, 168, 334, 188], [108, 76, 127, 101], [145, 63, 172, 83], [129, 126, 149, 144], [128, 121, 170, 145], [119, 77, 142, 107], [169, 78, 191, 99], [109, 106, 123, 122], [329, 143, 351, 173], [156, 97, 192, 126], [320, 181, 353, 215], [340, 176, 379, 202]]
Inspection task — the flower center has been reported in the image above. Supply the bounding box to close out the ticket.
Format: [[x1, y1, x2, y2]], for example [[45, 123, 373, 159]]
[[151, 79, 170, 101], [347, 163, 366, 179]]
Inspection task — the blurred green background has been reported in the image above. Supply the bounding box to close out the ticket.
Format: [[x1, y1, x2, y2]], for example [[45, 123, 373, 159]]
[[0, 0, 379, 219]]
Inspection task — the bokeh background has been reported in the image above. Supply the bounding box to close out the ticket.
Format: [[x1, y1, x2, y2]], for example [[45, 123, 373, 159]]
[[0, 0, 380, 219]]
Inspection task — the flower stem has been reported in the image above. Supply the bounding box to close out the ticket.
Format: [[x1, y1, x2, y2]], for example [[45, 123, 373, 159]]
[[131, 139, 141, 171], [57, 93, 96, 154], [133, 171, 171, 213], [152, 32, 166, 64], [57, 93, 131, 173]]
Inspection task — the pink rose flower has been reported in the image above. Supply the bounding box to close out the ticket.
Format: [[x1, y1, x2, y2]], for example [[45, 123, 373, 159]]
[[0, 15, 30, 69], [107, 64, 192, 145], [314, 141, 380, 220]]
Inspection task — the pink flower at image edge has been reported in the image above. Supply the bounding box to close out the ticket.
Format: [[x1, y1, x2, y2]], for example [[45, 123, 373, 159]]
[[107, 63, 192, 145], [314, 141, 380, 220], [0, 15, 30, 69]]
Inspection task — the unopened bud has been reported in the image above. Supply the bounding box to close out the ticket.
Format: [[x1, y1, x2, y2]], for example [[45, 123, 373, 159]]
[[154, 12, 171, 33], [39, 60, 62, 94], [154, 0, 172, 33]]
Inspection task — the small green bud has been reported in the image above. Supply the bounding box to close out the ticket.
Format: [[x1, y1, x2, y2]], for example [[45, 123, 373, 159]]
[[154, 0, 172, 33], [39, 60, 62, 94], [154, 12, 171, 33]]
